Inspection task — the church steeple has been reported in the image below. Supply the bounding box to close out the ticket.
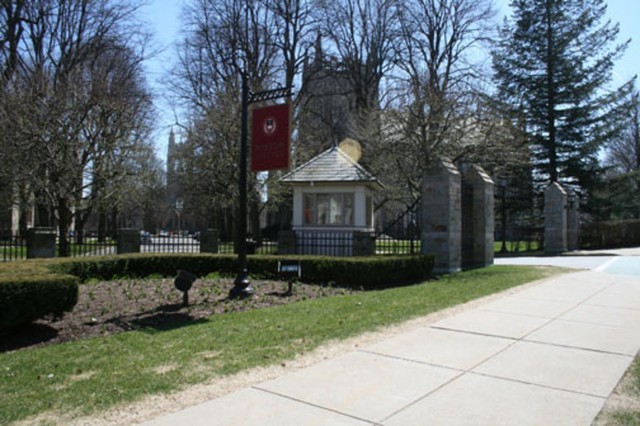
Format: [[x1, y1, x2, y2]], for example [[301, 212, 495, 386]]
[[168, 127, 176, 152], [167, 128, 177, 171], [166, 127, 179, 213], [313, 32, 323, 66]]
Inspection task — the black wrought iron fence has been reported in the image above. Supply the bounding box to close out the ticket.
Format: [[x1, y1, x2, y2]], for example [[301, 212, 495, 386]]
[[375, 198, 421, 255], [375, 234, 421, 255], [217, 239, 279, 255], [295, 231, 355, 256], [255, 240, 278, 255], [63, 235, 117, 257], [142, 232, 200, 254], [0, 230, 26, 261], [1, 226, 425, 262]]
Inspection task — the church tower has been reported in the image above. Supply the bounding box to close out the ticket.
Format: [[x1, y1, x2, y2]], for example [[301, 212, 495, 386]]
[[299, 33, 355, 159]]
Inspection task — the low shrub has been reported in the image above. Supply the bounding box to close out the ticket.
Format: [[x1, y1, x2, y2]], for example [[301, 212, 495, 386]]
[[50, 254, 240, 281], [580, 219, 640, 249], [0, 274, 79, 329]]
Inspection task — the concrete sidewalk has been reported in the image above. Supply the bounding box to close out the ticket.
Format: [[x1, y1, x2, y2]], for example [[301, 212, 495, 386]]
[[145, 270, 640, 425]]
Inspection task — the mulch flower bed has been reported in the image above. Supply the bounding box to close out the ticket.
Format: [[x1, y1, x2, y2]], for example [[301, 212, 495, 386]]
[[1, 277, 356, 352]]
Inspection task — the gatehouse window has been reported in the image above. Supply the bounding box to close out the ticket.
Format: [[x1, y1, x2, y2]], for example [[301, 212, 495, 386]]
[[303, 193, 354, 226]]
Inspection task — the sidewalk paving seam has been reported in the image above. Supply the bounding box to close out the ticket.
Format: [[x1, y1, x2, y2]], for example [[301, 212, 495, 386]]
[[250, 385, 381, 425], [521, 337, 637, 358], [584, 302, 640, 311], [477, 307, 568, 319], [376, 370, 467, 424], [356, 349, 468, 373], [428, 325, 530, 340], [467, 371, 610, 400]]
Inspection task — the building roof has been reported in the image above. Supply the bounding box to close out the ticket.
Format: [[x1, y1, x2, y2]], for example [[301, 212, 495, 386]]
[[281, 146, 383, 190]]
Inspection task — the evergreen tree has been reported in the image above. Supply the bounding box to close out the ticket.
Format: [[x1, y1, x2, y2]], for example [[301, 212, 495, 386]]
[[492, 0, 634, 190]]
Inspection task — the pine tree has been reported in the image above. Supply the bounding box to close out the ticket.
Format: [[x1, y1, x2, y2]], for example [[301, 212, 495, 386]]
[[492, 0, 634, 190]]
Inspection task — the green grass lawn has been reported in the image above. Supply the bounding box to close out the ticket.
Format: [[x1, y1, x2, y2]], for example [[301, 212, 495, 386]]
[[0, 245, 26, 259], [375, 239, 421, 254], [373, 239, 542, 255], [0, 265, 565, 424], [494, 240, 541, 253], [597, 356, 640, 425]]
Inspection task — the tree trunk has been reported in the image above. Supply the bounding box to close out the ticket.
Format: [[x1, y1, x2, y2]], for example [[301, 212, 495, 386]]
[[57, 197, 71, 257], [97, 207, 107, 242], [109, 207, 118, 239], [75, 227, 84, 245]]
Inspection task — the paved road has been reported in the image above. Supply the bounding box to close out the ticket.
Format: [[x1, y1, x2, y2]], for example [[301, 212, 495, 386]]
[[496, 247, 640, 277]]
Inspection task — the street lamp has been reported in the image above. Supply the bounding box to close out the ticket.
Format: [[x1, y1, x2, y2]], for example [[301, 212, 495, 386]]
[[229, 72, 292, 299]]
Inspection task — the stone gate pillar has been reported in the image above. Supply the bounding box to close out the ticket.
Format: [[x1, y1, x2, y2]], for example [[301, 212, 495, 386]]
[[461, 165, 495, 268], [26, 227, 56, 259], [544, 182, 567, 254], [200, 229, 220, 253], [117, 228, 141, 254], [421, 158, 461, 273]]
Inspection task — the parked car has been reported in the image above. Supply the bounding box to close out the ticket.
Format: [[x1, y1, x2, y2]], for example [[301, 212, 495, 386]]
[[140, 231, 151, 244]]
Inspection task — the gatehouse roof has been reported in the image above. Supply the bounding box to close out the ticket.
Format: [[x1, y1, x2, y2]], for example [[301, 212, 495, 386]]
[[281, 146, 382, 190]]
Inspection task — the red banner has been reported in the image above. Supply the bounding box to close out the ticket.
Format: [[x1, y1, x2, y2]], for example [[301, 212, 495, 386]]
[[251, 103, 291, 171]]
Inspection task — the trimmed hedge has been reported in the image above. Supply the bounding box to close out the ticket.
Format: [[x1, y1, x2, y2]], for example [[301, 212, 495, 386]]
[[0, 274, 79, 329], [1, 253, 433, 329], [53, 253, 435, 290], [580, 219, 640, 249], [51, 253, 241, 282]]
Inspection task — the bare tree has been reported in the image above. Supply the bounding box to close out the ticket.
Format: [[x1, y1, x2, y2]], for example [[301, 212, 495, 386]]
[[0, 0, 153, 254], [606, 89, 640, 175], [72, 41, 155, 244], [393, 0, 494, 177], [0, 0, 27, 83]]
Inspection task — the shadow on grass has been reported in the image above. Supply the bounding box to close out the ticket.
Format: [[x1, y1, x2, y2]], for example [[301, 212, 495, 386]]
[[104, 303, 211, 333], [0, 323, 59, 352], [266, 290, 293, 298]]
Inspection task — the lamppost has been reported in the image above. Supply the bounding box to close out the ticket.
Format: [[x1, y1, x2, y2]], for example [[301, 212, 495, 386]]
[[499, 176, 508, 254], [229, 72, 292, 299]]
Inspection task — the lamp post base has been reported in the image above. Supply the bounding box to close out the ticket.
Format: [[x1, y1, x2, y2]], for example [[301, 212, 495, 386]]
[[229, 268, 254, 299]]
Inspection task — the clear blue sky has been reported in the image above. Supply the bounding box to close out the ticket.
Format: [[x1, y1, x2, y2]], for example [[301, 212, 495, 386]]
[[140, 0, 640, 157]]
